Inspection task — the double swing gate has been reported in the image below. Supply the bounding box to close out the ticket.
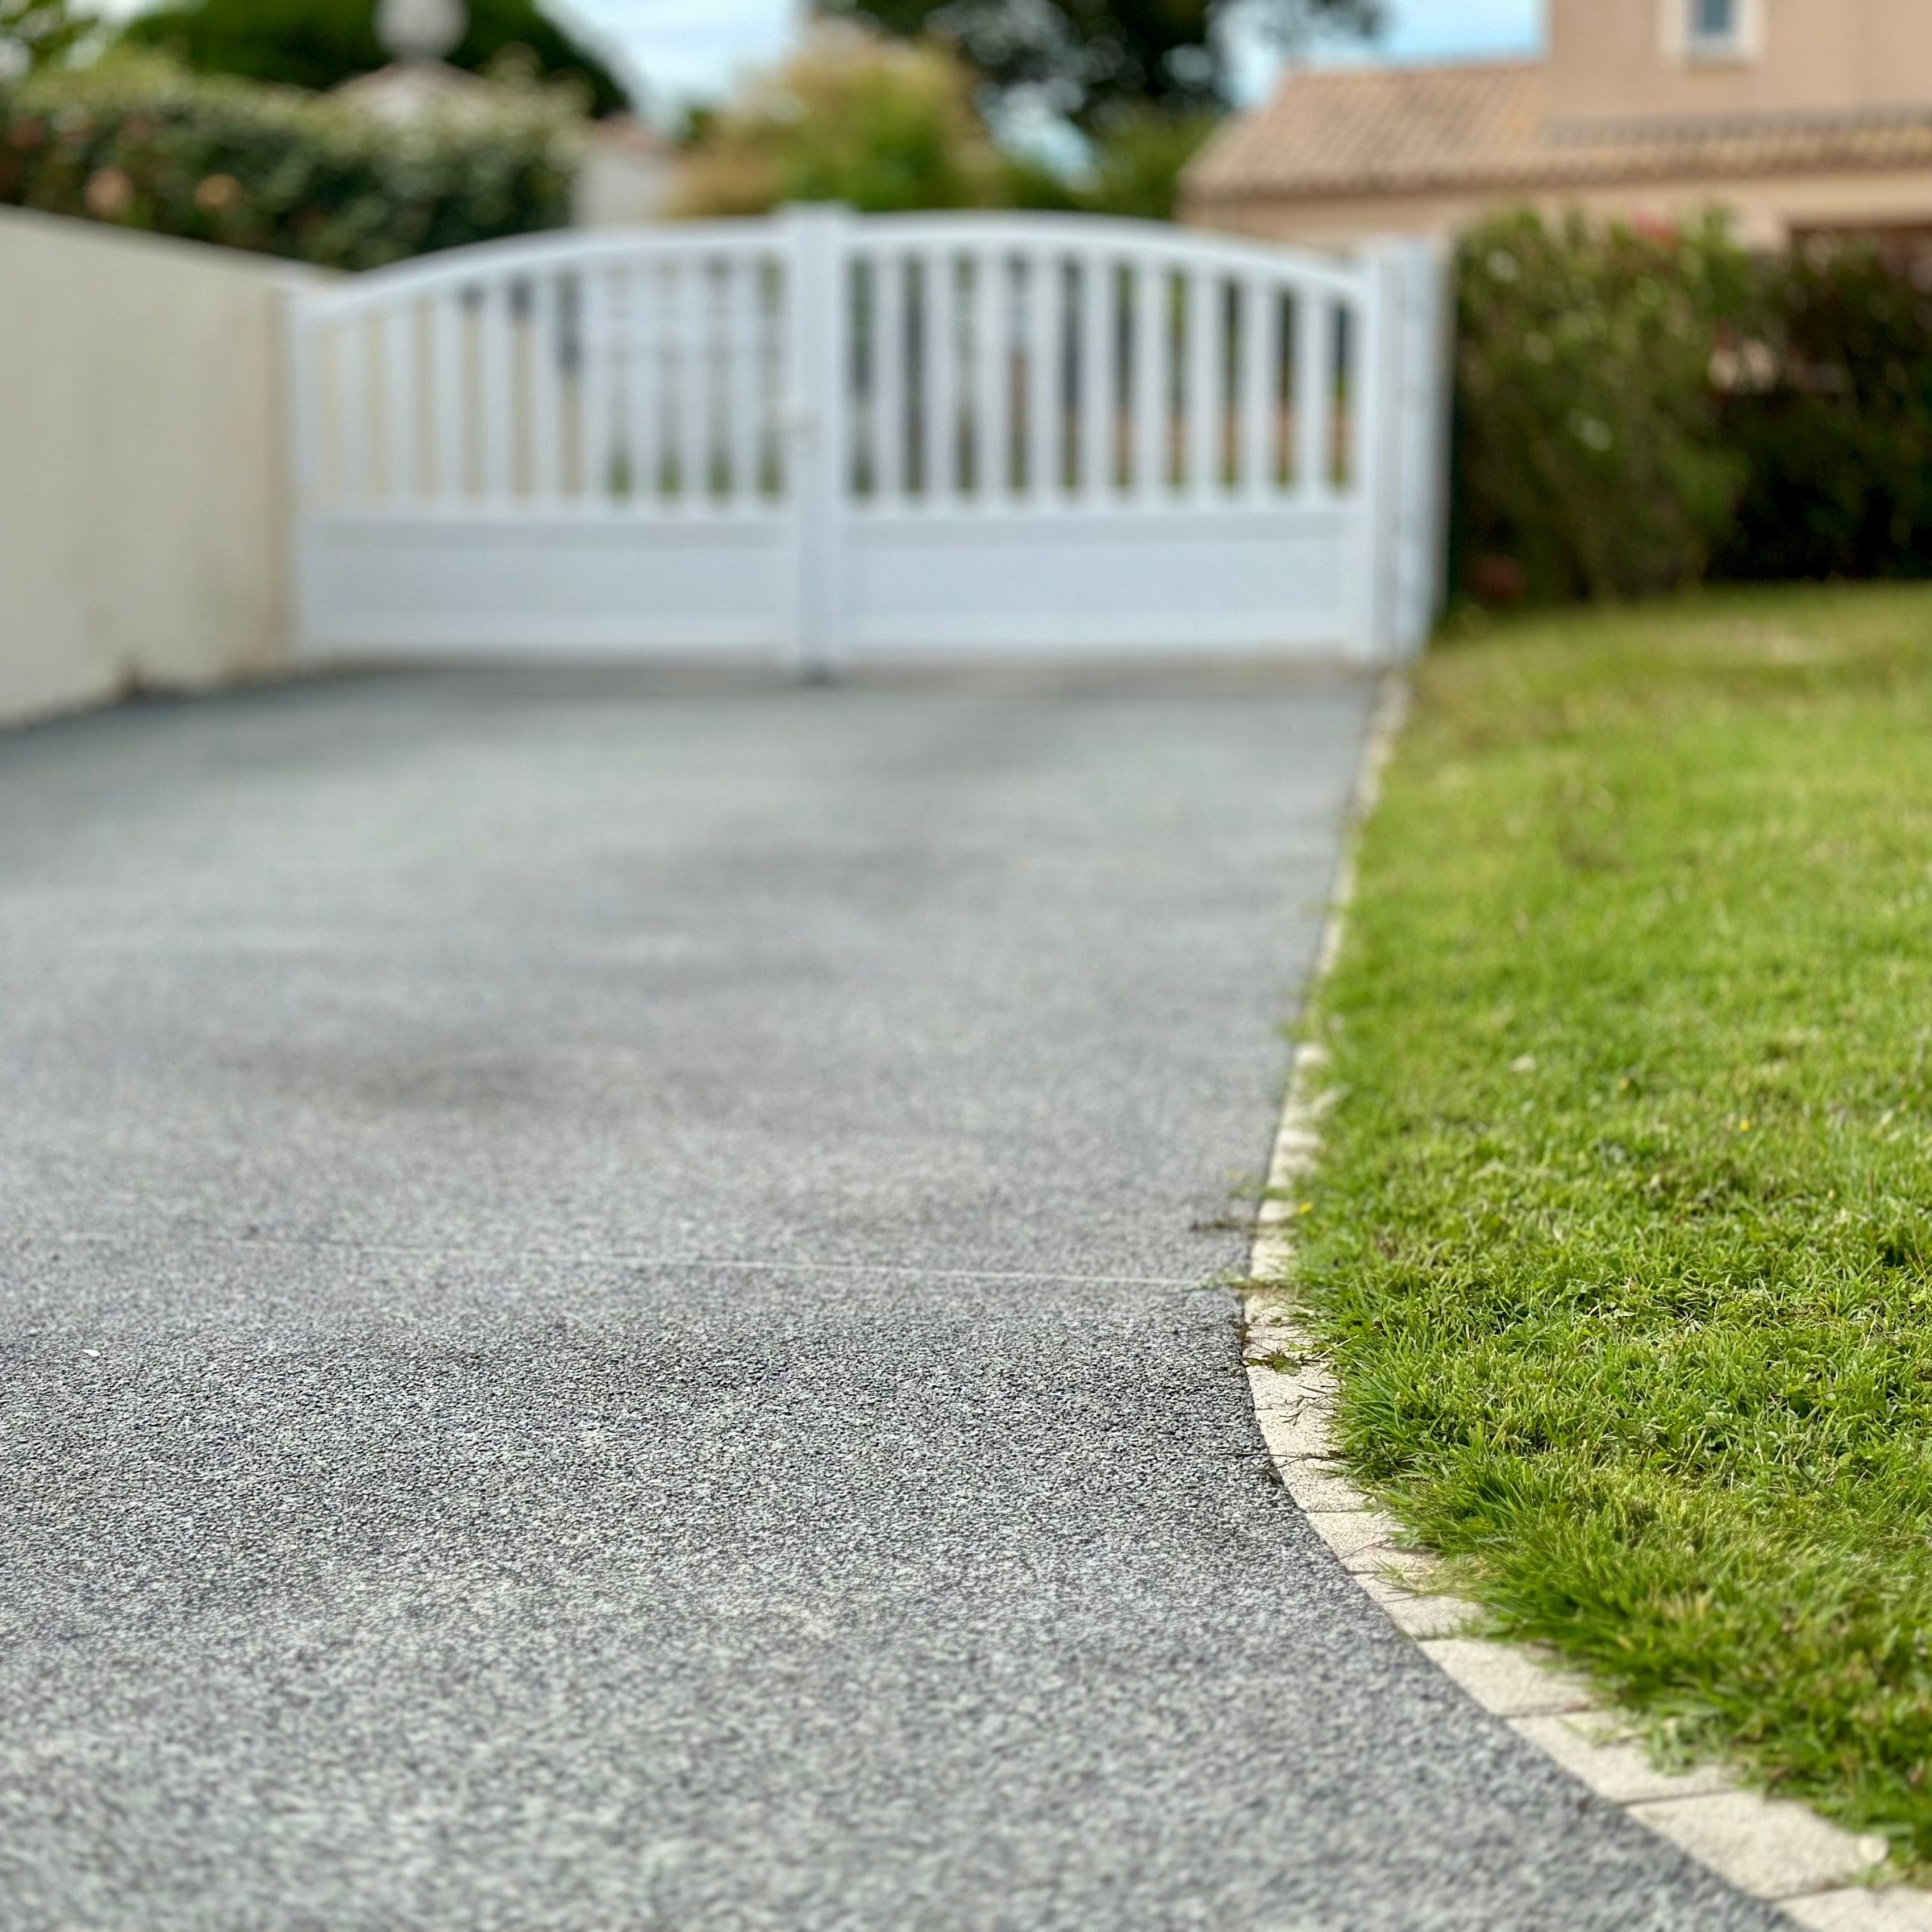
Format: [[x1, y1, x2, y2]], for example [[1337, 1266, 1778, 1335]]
[[289, 206, 1447, 669]]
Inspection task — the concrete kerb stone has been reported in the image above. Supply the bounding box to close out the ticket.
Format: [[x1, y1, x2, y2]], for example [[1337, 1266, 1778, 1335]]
[[1244, 674, 1917, 1927], [1785, 1892, 1932, 1931]]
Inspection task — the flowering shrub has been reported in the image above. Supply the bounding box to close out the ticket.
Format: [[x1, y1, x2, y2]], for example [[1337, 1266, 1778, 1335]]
[[1454, 211, 1755, 604], [1455, 211, 1932, 604], [0, 57, 578, 270]]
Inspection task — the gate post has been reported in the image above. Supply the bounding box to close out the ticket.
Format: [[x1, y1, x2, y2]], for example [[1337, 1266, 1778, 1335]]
[[1361, 237, 1451, 663], [785, 204, 851, 678]]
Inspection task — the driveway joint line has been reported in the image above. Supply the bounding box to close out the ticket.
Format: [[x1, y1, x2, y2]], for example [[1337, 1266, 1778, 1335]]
[[4, 1229, 1208, 1291]]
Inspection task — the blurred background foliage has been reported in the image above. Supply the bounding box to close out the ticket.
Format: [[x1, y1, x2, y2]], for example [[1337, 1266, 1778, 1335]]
[[1455, 211, 1755, 605], [820, 0, 1378, 132], [116, 0, 629, 115], [671, 26, 1218, 222], [0, 54, 577, 267], [0, 0, 90, 75], [669, 28, 995, 217], [1454, 211, 1932, 605]]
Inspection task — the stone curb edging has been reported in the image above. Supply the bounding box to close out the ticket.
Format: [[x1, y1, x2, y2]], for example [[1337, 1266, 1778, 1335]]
[[1244, 676, 1930, 1932]]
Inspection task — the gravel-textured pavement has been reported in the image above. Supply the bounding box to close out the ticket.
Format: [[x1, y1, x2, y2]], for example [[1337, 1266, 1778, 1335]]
[[0, 666, 1781, 1930]]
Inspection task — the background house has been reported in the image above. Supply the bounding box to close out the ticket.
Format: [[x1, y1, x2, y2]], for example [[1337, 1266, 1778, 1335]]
[[1185, 0, 1932, 253]]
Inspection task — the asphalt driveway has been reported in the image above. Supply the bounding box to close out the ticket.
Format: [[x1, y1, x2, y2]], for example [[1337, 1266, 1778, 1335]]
[[0, 666, 1778, 1930]]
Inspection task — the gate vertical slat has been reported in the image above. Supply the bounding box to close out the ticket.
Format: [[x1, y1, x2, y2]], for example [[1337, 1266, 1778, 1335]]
[[626, 264, 661, 511], [924, 248, 958, 505], [383, 306, 416, 504], [580, 267, 614, 508], [478, 281, 513, 505], [530, 275, 563, 506], [1134, 263, 1166, 501], [1188, 268, 1220, 501], [432, 293, 463, 506], [974, 251, 1009, 503], [1294, 294, 1329, 497], [1080, 255, 1113, 501], [336, 318, 369, 509], [1028, 253, 1062, 503], [730, 255, 761, 512], [872, 251, 906, 507], [678, 261, 710, 508], [1240, 279, 1275, 501]]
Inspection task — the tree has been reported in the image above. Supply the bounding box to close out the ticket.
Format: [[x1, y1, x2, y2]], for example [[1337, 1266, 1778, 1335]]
[[672, 26, 995, 217], [0, 0, 90, 77], [117, 0, 632, 115], [1080, 105, 1218, 220], [820, 0, 1380, 130]]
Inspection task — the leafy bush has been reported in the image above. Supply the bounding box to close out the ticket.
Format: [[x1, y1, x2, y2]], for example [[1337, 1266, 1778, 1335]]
[[0, 56, 578, 269], [1455, 211, 1932, 605], [1454, 211, 1753, 604], [1715, 244, 1932, 583]]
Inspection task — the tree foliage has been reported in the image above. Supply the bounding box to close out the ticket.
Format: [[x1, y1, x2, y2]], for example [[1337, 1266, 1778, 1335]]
[[673, 26, 1219, 223], [820, 0, 1379, 129], [117, 0, 630, 115], [672, 27, 995, 217], [0, 0, 89, 77]]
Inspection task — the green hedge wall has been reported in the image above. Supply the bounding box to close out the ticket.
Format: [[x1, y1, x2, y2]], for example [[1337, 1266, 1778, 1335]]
[[0, 59, 578, 271], [1455, 211, 1932, 605]]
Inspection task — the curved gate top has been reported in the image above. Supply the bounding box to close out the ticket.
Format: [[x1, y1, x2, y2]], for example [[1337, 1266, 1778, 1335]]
[[288, 207, 1446, 669]]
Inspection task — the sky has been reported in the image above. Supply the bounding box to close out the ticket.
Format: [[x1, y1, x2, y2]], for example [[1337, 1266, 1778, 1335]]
[[92, 0, 1546, 113]]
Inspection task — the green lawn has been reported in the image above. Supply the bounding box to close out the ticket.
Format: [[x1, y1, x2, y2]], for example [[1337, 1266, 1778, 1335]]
[[1295, 583, 1932, 1863]]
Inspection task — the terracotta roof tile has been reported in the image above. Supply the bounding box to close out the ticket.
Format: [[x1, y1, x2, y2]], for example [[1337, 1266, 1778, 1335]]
[[1186, 58, 1932, 204]]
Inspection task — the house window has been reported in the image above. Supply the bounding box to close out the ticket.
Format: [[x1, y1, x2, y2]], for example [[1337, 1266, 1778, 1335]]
[[1687, 0, 1749, 55]]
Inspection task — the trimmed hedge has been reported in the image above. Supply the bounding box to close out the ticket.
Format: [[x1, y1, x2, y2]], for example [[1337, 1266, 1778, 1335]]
[[0, 58, 578, 270], [1455, 211, 1932, 605]]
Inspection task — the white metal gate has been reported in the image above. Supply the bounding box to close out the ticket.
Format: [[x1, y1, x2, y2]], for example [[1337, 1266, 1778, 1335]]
[[289, 208, 1446, 669]]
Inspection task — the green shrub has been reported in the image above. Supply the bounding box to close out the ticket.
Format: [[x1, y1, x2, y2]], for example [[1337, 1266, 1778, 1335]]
[[0, 57, 579, 269], [1715, 242, 1932, 583], [1453, 211, 1753, 604], [1454, 211, 1932, 605]]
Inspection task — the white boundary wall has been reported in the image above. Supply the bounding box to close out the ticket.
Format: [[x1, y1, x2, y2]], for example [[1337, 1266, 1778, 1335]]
[[0, 208, 310, 728], [291, 208, 1447, 669]]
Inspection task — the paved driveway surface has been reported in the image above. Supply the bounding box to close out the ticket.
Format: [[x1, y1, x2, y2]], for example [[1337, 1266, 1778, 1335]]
[[0, 667, 1777, 1930]]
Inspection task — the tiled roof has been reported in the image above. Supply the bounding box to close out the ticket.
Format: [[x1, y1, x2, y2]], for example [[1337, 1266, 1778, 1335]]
[[1186, 58, 1932, 204]]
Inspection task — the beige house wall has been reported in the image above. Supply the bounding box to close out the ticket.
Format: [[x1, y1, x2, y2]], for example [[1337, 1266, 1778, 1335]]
[[0, 208, 309, 729], [1546, 0, 1932, 125], [1189, 166, 1932, 254]]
